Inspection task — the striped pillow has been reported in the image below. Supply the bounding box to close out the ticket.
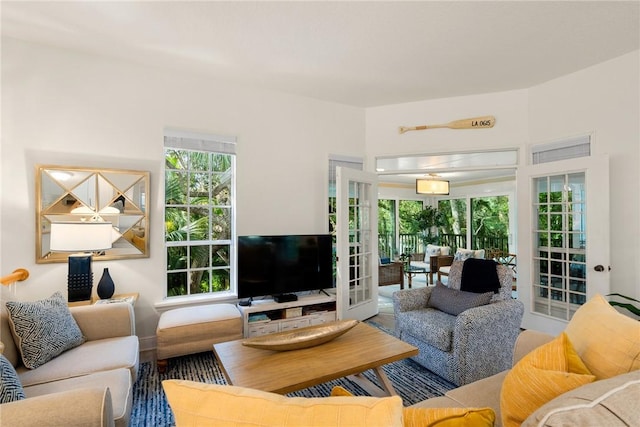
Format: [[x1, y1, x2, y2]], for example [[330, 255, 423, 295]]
[[6, 292, 85, 369], [0, 354, 25, 403]]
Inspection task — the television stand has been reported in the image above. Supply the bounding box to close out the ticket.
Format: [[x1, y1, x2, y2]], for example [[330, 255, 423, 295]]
[[238, 293, 337, 338], [273, 294, 298, 303]]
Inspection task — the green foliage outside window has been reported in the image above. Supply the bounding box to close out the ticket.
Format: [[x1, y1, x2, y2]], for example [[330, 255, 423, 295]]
[[399, 200, 424, 234], [165, 149, 233, 297], [470, 196, 509, 247]]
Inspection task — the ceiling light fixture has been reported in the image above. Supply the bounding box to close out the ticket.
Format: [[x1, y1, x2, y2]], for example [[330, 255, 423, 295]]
[[416, 174, 450, 195]]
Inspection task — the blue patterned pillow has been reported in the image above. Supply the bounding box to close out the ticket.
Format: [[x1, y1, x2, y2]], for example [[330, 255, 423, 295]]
[[454, 249, 475, 261], [428, 281, 493, 316], [0, 354, 25, 402], [6, 292, 85, 369]]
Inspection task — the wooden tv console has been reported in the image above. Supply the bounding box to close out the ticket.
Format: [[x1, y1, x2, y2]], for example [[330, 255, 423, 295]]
[[237, 293, 337, 338]]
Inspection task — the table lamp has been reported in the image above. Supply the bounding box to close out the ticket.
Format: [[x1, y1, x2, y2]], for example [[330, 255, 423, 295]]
[[50, 221, 113, 302]]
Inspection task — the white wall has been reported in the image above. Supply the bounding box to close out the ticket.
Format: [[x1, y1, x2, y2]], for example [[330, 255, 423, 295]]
[[528, 51, 640, 299], [365, 89, 529, 169], [0, 38, 365, 342], [366, 51, 640, 313]]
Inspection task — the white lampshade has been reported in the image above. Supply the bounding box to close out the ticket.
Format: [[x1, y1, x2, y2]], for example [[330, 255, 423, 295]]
[[416, 178, 450, 195], [50, 222, 113, 252]]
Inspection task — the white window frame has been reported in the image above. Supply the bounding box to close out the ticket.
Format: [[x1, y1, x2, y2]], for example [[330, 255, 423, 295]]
[[163, 129, 237, 302]]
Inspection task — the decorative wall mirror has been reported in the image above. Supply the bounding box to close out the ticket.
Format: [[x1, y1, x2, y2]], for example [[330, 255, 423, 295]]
[[36, 165, 150, 263]]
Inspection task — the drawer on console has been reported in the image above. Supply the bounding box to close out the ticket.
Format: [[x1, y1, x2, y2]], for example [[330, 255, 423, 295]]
[[279, 318, 311, 332], [247, 322, 279, 337], [309, 311, 337, 325]]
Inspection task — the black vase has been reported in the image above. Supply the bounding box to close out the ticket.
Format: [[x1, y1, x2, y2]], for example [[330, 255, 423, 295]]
[[97, 267, 115, 299]]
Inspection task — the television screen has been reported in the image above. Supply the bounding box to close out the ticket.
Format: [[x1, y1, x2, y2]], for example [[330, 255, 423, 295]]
[[237, 234, 333, 299]]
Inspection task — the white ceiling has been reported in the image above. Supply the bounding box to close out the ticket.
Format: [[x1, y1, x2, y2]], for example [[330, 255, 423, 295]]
[[2, 1, 638, 108], [2, 1, 638, 186]]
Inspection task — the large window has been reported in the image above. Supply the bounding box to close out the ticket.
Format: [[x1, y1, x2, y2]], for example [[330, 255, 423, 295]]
[[438, 195, 510, 253], [378, 199, 396, 257], [164, 131, 236, 298]]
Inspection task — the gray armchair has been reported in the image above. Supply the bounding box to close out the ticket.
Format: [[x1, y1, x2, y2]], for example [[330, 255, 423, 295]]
[[392, 260, 524, 386]]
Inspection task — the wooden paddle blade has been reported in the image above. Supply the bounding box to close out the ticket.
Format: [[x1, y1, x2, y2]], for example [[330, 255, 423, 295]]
[[446, 115, 495, 129], [399, 116, 495, 134]]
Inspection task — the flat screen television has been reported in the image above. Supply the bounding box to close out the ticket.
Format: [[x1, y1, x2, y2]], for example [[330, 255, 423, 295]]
[[237, 234, 333, 301]]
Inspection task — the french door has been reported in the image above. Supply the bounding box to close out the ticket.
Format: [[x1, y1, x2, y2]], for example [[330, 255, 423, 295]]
[[517, 155, 610, 334], [336, 167, 379, 321]]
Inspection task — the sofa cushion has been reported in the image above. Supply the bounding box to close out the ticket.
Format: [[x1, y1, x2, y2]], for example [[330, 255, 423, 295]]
[[453, 248, 485, 261], [0, 354, 25, 403], [428, 281, 493, 316], [331, 386, 495, 427], [397, 308, 456, 352], [500, 332, 596, 427], [444, 370, 509, 423], [6, 292, 85, 369], [17, 335, 139, 387], [24, 367, 132, 427], [163, 380, 404, 426], [425, 244, 451, 259], [522, 370, 640, 427], [564, 293, 640, 380]]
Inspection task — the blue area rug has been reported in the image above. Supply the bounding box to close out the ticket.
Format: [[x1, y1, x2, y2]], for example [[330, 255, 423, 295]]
[[130, 322, 455, 426]]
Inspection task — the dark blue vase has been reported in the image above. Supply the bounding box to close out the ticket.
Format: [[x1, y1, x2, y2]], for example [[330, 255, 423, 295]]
[[97, 267, 115, 299]]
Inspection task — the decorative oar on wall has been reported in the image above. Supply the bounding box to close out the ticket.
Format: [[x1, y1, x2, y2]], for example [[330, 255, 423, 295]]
[[399, 116, 495, 134]]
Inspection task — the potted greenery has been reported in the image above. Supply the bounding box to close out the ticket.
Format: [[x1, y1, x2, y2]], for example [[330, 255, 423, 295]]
[[413, 205, 446, 246]]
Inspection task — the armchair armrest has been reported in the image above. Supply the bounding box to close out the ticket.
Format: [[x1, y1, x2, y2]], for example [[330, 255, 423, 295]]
[[512, 329, 554, 364], [0, 387, 114, 427], [451, 299, 524, 385], [71, 303, 135, 341], [437, 255, 454, 268]]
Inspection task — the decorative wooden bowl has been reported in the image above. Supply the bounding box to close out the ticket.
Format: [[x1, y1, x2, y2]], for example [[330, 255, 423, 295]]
[[242, 319, 359, 351]]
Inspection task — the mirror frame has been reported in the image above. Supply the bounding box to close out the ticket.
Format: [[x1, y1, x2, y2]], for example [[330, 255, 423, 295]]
[[36, 164, 150, 263]]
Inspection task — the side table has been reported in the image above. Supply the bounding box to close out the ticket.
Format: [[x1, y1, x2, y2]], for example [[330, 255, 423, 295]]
[[405, 266, 428, 288], [68, 293, 139, 307]]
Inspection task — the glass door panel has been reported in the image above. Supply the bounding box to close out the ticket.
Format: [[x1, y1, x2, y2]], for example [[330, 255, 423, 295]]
[[336, 167, 379, 320]]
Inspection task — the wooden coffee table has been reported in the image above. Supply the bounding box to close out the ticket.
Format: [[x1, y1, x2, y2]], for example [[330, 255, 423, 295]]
[[213, 322, 418, 396]]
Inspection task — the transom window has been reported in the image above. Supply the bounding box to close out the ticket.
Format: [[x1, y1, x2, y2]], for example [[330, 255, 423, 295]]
[[164, 131, 236, 298]]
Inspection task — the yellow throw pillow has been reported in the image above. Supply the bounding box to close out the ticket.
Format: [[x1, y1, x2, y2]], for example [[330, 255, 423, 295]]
[[163, 380, 404, 427], [330, 387, 495, 427], [565, 293, 640, 379], [500, 332, 596, 427]]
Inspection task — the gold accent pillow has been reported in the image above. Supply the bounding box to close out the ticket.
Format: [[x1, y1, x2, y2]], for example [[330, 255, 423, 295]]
[[331, 386, 495, 427], [565, 293, 640, 379], [163, 380, 404, 426], [500, 332, 596, 427]]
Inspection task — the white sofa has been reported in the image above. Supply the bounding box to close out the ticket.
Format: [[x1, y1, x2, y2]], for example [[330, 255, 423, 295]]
[[1, 302, 139, 427]]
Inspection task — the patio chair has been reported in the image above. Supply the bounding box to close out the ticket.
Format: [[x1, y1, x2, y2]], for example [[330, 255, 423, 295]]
[[392, 259, 524, 386], [409, 244, 451, 284], [378, 260, 404, 288], [437, 248, 486, 281]]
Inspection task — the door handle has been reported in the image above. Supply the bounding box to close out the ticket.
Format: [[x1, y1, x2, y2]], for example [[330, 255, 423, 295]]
[[594, 265, 608, 272]]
